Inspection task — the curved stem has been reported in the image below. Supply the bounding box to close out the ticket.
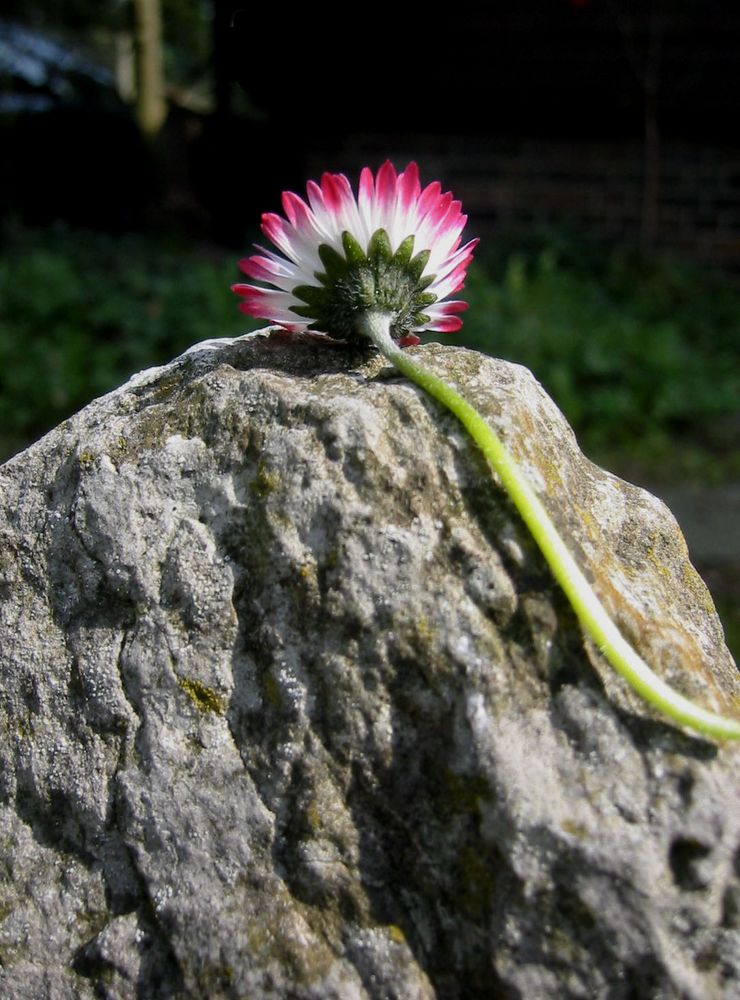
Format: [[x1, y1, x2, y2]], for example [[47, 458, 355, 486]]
[[359, 311, 740, 741]]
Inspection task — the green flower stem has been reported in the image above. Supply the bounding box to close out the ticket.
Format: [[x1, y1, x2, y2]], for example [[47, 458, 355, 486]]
[[359, 311, 740, 741]]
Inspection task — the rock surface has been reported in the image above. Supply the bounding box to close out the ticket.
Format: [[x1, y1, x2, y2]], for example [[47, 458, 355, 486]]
[[0, 328, 738, 1000]]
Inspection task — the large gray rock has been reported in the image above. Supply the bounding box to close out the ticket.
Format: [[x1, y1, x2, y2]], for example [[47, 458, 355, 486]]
[[0, 329, 738, 1000]]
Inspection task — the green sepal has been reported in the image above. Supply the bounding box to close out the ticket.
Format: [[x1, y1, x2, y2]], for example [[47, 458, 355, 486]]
[[292, 284, 326, 305], [318, 243, 347, 282], [294, 228, 443, 342], [392, 235, 415, 268], [407, 249, 431, 282], [368, 229, 392, 264], [342, 231, 366, 267], [358, 271, 377, 307]]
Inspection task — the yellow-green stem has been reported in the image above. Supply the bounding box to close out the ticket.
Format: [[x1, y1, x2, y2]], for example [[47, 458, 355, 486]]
[[359, 311, 740, 741]]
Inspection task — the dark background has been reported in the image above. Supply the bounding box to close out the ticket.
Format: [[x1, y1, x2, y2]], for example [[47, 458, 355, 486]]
[[3, 1, 740, 254]]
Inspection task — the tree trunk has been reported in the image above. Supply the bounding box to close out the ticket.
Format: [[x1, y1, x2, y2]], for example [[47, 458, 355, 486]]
[[114, 30, 136, 104], [133, 0, 166, 136]]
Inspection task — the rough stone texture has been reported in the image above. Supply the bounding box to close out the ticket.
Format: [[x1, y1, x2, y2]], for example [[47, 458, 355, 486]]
[[0, 328, 738, 1000]]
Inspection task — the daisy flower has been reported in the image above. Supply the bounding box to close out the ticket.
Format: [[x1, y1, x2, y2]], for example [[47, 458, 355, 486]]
[[232, 161, 478, 345]]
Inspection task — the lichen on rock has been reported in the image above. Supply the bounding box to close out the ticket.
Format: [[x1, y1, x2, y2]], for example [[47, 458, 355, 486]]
[[0, 329, 738, 999]]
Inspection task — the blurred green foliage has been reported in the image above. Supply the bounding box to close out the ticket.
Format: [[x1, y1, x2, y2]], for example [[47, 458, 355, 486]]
[[0, 225, 256, 461], [1, 223, 739, 486], [452, 229, 740, 483]]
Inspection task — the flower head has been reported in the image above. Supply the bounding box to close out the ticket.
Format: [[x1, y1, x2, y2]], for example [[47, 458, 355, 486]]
[[232, 161, 478, 346]]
